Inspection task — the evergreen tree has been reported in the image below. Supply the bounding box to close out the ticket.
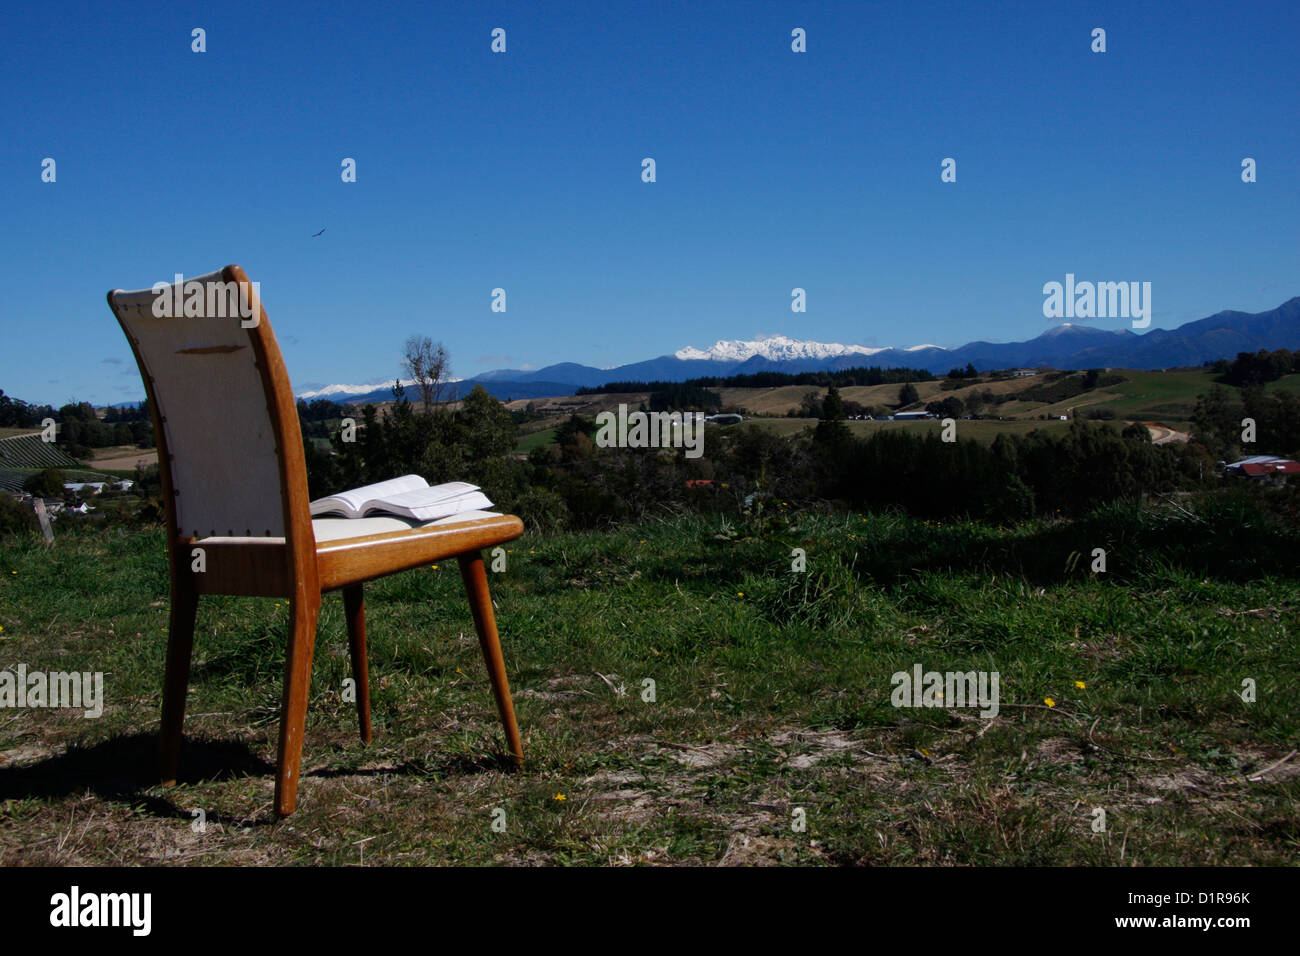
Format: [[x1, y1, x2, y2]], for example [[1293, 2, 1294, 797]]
[[814, 385, 852, 449]]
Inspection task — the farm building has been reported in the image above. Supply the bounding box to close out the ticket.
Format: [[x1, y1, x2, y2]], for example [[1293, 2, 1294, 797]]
[[63, 479, 131, 494], [1223, 455, 1300, 479], [892, 411, 935, 421], [63, 481, 108, 494]]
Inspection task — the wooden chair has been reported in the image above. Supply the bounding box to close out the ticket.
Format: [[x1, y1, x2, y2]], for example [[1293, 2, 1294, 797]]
[[107, 265, 525, 816]]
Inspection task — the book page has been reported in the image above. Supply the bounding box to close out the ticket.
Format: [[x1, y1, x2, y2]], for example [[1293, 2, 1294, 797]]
[[310, 474, 428, 516], [364, 487, 492, 521], [376, 481, 480, 506]]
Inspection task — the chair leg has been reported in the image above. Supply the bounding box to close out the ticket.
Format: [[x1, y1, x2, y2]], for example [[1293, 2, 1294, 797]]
[[159, 585, 199, 786], [274, 593, 321, 816], [457, 551, 523, 767], [343, 585, 371, 744]]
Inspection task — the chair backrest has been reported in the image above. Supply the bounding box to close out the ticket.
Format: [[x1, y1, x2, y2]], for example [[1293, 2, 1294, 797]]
[[107, 266, 309, 541]]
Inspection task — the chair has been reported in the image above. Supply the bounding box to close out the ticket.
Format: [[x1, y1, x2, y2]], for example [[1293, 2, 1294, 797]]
[[107, 265, 525, 816]]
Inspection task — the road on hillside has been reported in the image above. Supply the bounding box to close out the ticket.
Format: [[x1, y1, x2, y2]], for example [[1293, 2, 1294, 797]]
[[1144, 423, 1190, 445]]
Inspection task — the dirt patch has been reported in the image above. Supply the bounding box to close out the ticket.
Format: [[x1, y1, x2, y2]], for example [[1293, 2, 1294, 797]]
[[1068, 632, 1131, 662], [88, 448, 157, 471], [516, 674, 597, 702]]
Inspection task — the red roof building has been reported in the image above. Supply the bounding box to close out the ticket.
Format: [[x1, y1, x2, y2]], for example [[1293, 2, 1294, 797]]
[[1225, 455, 1300, 477]]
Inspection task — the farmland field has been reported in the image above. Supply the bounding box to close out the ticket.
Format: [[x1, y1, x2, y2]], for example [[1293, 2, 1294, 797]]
[[87, 444, 158, 472], [734, 416, 1074, 443], [516, 427, 558, 454]]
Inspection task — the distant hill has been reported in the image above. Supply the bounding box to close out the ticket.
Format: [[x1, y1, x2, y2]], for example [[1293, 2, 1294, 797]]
[[294, 295, 1300, 405]]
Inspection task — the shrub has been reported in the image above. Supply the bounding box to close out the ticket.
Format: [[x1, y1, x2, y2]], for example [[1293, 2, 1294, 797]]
[[22, 468, 64, 498], [0, 495, 39, 538]]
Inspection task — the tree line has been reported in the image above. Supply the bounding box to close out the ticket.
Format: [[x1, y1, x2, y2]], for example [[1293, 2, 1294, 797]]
[[577, 364, 936, 395], [1208, 348, 1300, 388]]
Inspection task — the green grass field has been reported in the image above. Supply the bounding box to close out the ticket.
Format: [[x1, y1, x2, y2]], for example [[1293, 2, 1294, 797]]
[[0, 501, 1296, 865], [515, 427, 558, 454], [1070, 370, 1225, 422]]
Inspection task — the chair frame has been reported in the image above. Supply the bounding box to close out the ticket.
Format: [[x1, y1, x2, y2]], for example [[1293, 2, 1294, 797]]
[[108, 264, 524, 816]]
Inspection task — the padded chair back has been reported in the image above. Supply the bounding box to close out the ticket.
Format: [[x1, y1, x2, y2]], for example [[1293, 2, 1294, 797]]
[[107, 266, 300, 539]]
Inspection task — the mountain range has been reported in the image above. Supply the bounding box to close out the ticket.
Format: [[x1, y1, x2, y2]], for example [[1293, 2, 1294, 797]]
[[296, 296, 1300, 405]]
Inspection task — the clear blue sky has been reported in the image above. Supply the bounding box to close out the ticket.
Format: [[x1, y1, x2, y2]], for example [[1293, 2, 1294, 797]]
[[2, 0, 1297, 406]]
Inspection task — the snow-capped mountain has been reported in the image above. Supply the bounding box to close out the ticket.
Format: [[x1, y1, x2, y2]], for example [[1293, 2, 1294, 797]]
[[297, 376, 463, 400], [674, 335, 903, 362]]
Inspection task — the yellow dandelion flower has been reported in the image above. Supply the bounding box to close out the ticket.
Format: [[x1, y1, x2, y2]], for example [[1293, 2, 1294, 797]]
[[1074, 681, 1086, 690], [430, 564, 438, 570], [737, 591, 744, 597], [1044, 697, 1056, 708], [554, 793, 566, 801]]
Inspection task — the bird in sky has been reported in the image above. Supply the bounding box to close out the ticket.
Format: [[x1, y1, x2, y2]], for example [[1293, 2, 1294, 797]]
[[311, 227, 325, 238]]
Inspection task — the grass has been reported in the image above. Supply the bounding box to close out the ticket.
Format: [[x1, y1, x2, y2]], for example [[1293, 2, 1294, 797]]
[[0, 503, 1296, 865], [515, 427, 557, 454]]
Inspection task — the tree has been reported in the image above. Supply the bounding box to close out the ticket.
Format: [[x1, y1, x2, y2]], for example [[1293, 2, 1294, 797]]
[[402, 336, 450, 413], [458, 385, 517, 461], [23, 468, 65, 498], [648, 384, 721, 412], [814, 385, 852, 449], [926, 396, 964, 419], [798, 390, 823, 419], [898, 383, 920, 406], [1122, 422, 1152, 442], [1222, 349, 1293, 387], [1191, 385, 1240, 459], [555, 414, 597, 451]]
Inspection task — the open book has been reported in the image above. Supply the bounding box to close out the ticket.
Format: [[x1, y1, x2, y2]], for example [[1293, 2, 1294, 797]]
[[309, 475, 493, 522]]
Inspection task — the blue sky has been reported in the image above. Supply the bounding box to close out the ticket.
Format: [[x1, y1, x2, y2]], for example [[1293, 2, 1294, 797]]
[[2, 0, 1297, 406]]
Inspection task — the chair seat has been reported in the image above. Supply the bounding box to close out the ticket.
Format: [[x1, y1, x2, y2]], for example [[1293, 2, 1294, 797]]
[[190, 511, 525, 595], [313, 510, 524, 591], [311, 509, 504, 543]]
